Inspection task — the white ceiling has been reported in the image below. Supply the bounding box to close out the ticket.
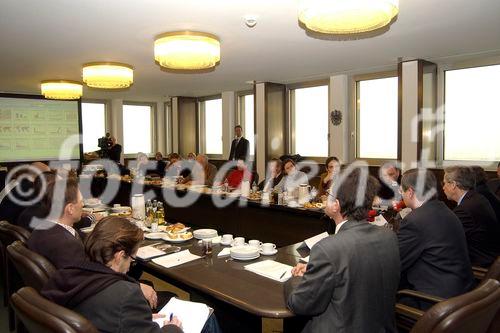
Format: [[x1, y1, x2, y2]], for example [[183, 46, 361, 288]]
[[1, 0, 500, 101]]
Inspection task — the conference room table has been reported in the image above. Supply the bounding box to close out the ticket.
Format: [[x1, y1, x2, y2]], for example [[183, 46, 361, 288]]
[[139, 238, 310, 333], [81, 177, 334, 247]]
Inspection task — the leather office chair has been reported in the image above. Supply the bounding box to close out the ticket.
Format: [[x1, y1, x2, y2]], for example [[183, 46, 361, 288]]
[[0, 220, 30, 330], [11, 287, 98, 333], [397, 279, 500, 333], [6, 240, 56, 291], [408, 279, 500, 333], [478, 256, 500, 286]]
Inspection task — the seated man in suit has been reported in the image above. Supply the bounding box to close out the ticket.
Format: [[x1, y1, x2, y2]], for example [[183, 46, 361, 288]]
[[471, 166, 500, 224], [487, 161, 500, 198], [26, 177, 161, 310], [154, 152, 167, 177], [285, 169, 400, 333], [443, 166, 500, 267], [258, 158, 284, 192], [398, 168, 475, 309], [188, 154, 217, 187], [228, 125, 249, 161]]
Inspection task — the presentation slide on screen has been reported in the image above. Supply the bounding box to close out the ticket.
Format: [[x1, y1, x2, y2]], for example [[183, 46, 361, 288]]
[[0, 97, 81, 162]]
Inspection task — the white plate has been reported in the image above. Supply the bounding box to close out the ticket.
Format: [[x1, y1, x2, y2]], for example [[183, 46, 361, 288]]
[[193, 229, 218, 240], [220, 240, 233, 246], [260, 249, 278, 256], [111, 206, 131, 213], [145, 232, 167, 240], [230, 246, 260, 258], [161, 234, 193, 243], [230, 253, 260, 261]]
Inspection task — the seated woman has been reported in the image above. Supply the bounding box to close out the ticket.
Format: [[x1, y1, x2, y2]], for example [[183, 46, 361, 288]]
[[318, 156, 340, 197], [226, 159, 253, 189], [41, 216, 183, 332]]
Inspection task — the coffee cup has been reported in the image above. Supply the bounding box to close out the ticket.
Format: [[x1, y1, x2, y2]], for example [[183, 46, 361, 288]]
[[261, 243, 276, 253], [233, 237, 245, 246], [222, 234, 233, 244], [248, 240, 262, 248]]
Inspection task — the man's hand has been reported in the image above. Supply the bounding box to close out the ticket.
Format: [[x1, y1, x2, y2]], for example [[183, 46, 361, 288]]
[[164, 316, 183, 329], [140, 283, 158, 309], [291, 263, 307, 277]]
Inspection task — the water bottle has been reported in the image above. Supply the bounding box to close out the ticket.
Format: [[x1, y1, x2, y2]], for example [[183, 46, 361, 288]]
[[252, 181, 258, 194]]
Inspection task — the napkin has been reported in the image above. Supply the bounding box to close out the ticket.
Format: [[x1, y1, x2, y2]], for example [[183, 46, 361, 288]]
[[217, 248, 231, 257]]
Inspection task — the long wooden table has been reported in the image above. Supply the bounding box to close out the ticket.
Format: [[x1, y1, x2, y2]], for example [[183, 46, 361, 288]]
[[139, 238, 309, 333], [81, 177, 333, 247]]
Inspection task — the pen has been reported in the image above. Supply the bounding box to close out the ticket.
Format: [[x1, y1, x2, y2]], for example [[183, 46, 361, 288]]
[[169, 313, 174, 321], [279, 270, 287, 279]]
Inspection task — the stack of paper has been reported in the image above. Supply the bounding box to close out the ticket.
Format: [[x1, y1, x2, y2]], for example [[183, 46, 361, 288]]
[[303, 232, 329, 249], [244, 260, 293, 282], [152, 250, 201, 268], [153, 297, 211, 333]]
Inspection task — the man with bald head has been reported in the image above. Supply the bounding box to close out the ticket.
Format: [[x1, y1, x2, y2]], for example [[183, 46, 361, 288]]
[[188, 154, 217, 187]]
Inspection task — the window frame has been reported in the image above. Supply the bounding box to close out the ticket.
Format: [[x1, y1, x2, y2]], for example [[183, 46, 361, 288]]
[[237, 90, 255, 159], [198, 94, 223, 159], [352, 70, 400, 166], [122, 101, 156, 157], [81, 99, 109, 153], [439, 61, 500, 169], [287, 79, 330, 163]]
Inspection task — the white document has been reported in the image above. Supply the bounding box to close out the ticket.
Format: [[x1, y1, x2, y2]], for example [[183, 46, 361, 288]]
[[300, 256, 310, 263], [152, 250, 201, 268], [153, 297, 210, 333], [373, 215, 388, 227], [244, 260, 293, 282], [136, 245, 166, 260], [304, 232, 329, 249]]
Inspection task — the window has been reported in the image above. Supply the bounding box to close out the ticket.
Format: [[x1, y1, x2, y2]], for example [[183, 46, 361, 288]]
[[291, 85, 329, 157], [356, 76, 398, 159], [81, 102, 106, 153], [123, 104, 153, 154], [201, 98, 222, 155], [444, 64, 500, 161], [239, 94, 255, 157]]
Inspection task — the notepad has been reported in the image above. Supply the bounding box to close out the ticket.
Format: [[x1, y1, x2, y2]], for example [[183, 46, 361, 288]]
[[152, 250, 202, 268], [153, 297, 211, 333], [303, 232, 329, 249], [244, 260, 293, 282], [136, 245, 168, 260]]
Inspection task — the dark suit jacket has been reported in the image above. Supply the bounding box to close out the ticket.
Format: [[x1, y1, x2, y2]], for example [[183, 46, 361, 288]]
[[75, 280, 182, 333], [284, 221, 400, 333], [398, 200, 475, 308], [27, 221, 85, 269], [258, 173, 284, 191], [228, 137, 249, 161], [454, 190, 500, 267], [109, 144, 122, 163], [476, 183, 500, 226], [487, 178, 500, 199]]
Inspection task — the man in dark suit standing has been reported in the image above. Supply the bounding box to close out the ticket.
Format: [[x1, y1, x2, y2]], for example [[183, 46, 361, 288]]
[[284, 169, 400, 333], [398, 168, 475, 309], [228, 125, 249, 161], [443, 166, 500, 267]]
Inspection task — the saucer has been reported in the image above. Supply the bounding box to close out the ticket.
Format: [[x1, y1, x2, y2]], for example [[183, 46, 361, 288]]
[[260, 249, 278, 256], [220, 240, 233, 246]]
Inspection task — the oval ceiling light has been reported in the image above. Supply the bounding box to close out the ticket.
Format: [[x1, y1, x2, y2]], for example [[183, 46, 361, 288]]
[[298, 0, 399, 34], [40, 80, 83, 100], [154, 31, 220, 70], [82, 62, 134, 89]]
